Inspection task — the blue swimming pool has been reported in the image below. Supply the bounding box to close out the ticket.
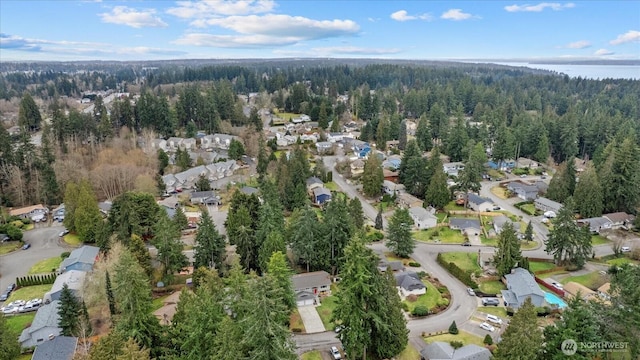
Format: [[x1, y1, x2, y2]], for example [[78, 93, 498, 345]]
[[544, 291, 568, 309]]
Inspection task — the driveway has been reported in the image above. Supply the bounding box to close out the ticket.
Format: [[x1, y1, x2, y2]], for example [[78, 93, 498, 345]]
[[0, 224, 70, 302], [298, 305, 326, 334]]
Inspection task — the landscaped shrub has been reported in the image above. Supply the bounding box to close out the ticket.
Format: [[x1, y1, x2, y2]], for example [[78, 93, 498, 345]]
[[506, 307, 515, 316], [412, 305, 429, 317], [291, 328, 303, 333], [408, 261, 421, 267], [450, 341, 463, 349], [436, 254, 478, 288], [437, 298, 449, 307], [365, 230, 384, 243], [484, 334, 494, 345], [10, 220, 25, 229], [437, 286, 448, 294], [418, 271, 428, 279], [406, 294, 418, 302], [0, 224, 23, 241], [60, 252, 71, 259], [16, 273, 57, 287], [448, 321, 459, 335], [401, 302, 409, 312]]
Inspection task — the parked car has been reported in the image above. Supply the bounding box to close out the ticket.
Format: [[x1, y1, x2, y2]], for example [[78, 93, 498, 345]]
[[334, 325, 345, 333], [59, 229, 70, 237], [462, 241, 471, 247], [467, 288, 476, 296], [1, 306, 19, 314], [480, 322, 495, 332], [493, 206, 501, 211], [486, 314, 503, 325], [551, 281, 563, 290], [22, 243, 31, 250], [621, 246, 631, 253], [6, 283, 16, 293], [330, 346, 342, 360], [482, 298, 500, 306], [544, 211, 557, 218], [0, 292, 9, 302]]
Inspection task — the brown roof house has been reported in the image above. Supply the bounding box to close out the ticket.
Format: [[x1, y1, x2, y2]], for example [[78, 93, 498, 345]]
[[603, 212, 636, 230], [564, 282, 597, 301], [153, 291, 182, 325], [291, 271, 332, 307]]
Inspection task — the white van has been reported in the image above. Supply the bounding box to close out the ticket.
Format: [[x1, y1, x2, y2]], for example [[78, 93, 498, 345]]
[[486, 314, 503, 325], [621, 246, 631, 253]]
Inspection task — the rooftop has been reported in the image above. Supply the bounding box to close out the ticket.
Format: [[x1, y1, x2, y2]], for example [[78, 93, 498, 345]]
[[291, 271, 331, 291]]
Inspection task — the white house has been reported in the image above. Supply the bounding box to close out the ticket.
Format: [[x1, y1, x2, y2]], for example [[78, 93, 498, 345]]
[[443, 162, 465, 177], [467, 194, 493, 212], [408, 207, 437, 230], [167, 137, 183, 151], [180, 138, 197, 150]]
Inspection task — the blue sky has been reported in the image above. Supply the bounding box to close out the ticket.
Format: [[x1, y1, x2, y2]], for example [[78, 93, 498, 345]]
[[1, 0, 638, 61]]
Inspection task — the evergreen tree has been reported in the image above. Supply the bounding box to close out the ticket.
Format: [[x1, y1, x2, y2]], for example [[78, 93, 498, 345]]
[[213, 316, 244, 360], [492, 123, 515, 166], [545, 198, 592, 268], [398, 119, 408, 150], [194, 208, 226, 271], [88, 331, 126, 360], [128, 235, 153, 277], [371, 270, 409, 359], [546, 161, 576, 204], [0, 315, 20, 360], [448, 321, 459, 335], [323, 197, 354, 272], [493, 298, 543, 360], [483, 334, 493, 345], [266, 251, 296, 311], [106, 271, 117, 318], [573, 166, 603, 218], [387, 208, 415, 257], [153, 212, 188, 278], [399, 139, 421, 186], [457, 142, 486, 207], [425, 167, 450, 210], [445, 116, 469, 162], [349, 198, 365, 231], [18, 92, 42, 132], [115, 338, 151, 360], [362, 152, 384, 198], [58, 283, 82, 336], [493, 222, 522, 276], [374, 206, 384, 230], [258, 231, 286, 275], [228, 139, 245, 160], [175, 147, 192, 170], [415, 113, 432, 151], [288, 207, 324, 272], [524, 221, 534, 243], [227, 206, 258, 271], [602, 137, 640, 213], [173, 206, 189, 230], [255, 201, 285, 272], [195, 174, 212, 192]]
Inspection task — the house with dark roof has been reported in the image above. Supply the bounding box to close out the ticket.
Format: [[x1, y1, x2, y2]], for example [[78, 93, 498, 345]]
[[44, 270, 86, 303], [19, 301, 62, 348], [449, 218, 481, 236], [534, 197, 563, 213], [377, 259, 405, 272], [409, 207, 437, 230], [32, 336, 78, 360], [394, 271, 426, 296], [493, 215, 518, 234], [190, 190, 221, 205], [291, 271, 332, 306], [501, 267, 545, 309], [239, 186, 259, 195], [306, 177, 324, 192], [59, 246, 99, 273], [506, 181, 540, 201], [313, 187, 332, 205], [576, 217, 612, 234], [419, 341, 491, 360], [467, 194, 493, 212], [603, 212, 636, 230]]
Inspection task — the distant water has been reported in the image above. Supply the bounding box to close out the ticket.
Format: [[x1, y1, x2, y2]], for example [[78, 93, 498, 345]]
[[491, 62, 640, 80]]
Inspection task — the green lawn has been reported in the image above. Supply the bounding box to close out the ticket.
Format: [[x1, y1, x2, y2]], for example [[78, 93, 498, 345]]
[[444, 201, 465, 211], [481, 236, 498, 247], [24, 224, 35, 231], [529, 261, 556, 273], [28, 257, 63, 274], [0, 242, 21, 255], [591, 235, 609, 246], [607, 257, 639, 266], [478, 306, 508, 318], [396, 344, 421, 360], [324, 182, 339, 191], [316, 295, 338, 329], [561, 272, 607, 290], [478, 281, 505, 294], [5, 313, 36, 336], [439, 252, 480, 273], [152, 294, 170, 311], [413, 227, 464, 244], [520, 203, 537, 215], [301, 350, 322, 360], [403, 282, 447, 313], [290, 309, 305, 332], [63, 233, 82, 246], [490, 186, 509, 199], [424, 331, 485, 347], [537, 270, 569, 279], [520, 240, 539, 250], [7, 285, 52, 303], [436, 212, 448, 223]]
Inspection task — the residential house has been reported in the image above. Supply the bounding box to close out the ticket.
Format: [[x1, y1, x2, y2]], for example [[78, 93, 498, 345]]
[[7, 125, 21, 136], [315, 141, 333, 154], [52, 204, 65, 222], [517, 157, 539, 169], [167, 137, 183, 151], [564, 282, 597, 301], [486, 159, 516, 171], [327, 132, 344, 142], [382, 155, 402, 171], [501, 267, 545, 309], [151, 139, 168, 152], [443, 162, 465, 177], [493, 215, 518, 234], [60, 246, 99, 273], [597, 283, 611, 302], [377, 259, 405, 272], [506, 181, 540, 201], [9, 204, 48, 220], [396, 192, 423, 209], [18, 301, 62, 348], [306, 177, 324, 192], [603, 212, 636, 230], [467, 194, 493, 212], [44, 270, 86, 303], [239, 186, 259, 196], [291, 271, 332, 306], [158, 196, 179, 209], [313, 187, 332, 205], [419, 342, 491, 360], [449, 218, 481, 236], [31, 336, 78, 360], [153, 291, 182, 325], [382, 180, 404, 196], [190, 191, 220, 205], [534, 197, 563, 213], [98, 201, 112, 216], [409, 207, 437, 230], [180, 138, 197, 151], [351, 140, 371, 158], [383, 169, 400, 183], [350, 159, 365, 175], [576, 217, 612, 234], [212, 134, 238, 149], [394, 271, 427, 296]]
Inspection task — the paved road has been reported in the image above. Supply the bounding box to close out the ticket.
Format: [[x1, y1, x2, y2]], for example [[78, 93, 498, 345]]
[[0, 224, 70, 302], [294, 331, 341, 356]]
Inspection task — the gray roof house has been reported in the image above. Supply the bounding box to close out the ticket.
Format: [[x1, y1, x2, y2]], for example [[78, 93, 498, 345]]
[[32, 336, 78, 360], [44, 270, 86, 303], [306, 177, 324, 191], [506, 182, 540, 201], [291, 271, 332, 306], [60, 246, 99, 273], [501, 267, 545, 309], [534, 197, 563, 213], [467, 194, 493, 212], [394, 271, 427, 296], [377, 259, 405, 272], [420, 341, 491, 360], [19, 301, 62, 348], [409, 207, 437, 230], [449, 218, 481, 236], [576, 217, 613, 234], [190, 190, 220, 205], [493, 215, 518, 234], [240, 186, 259, 195]]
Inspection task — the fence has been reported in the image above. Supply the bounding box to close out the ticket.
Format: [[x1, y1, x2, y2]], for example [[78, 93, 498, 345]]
[[534, 276, 565, 298]]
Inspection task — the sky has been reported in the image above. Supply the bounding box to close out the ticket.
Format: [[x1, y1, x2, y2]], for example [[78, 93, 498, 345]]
[[0, 0, 639, 62]]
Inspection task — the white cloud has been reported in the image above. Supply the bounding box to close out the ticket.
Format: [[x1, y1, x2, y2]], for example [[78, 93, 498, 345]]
[[565, 40, 591, 49], [504, 3, 575, 12], [368, 17, 380, 22], [594, 48, 614, 56], [312, 46, 402, 55], [441, 9, 476, 21], [610, 30, 640, 45], [173, 33, 301, 47], [167, 0, 274, 19], [390, 10, 432, 22], [100, 6, 168, 28]]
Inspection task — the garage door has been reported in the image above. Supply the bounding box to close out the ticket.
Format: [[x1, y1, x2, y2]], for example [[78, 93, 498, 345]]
[[297, 299, 314, 306]]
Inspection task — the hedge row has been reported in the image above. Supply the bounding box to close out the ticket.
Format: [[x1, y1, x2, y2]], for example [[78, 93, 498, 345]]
[[16, 273, 57, 287], [436, 253, 477, 288]]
